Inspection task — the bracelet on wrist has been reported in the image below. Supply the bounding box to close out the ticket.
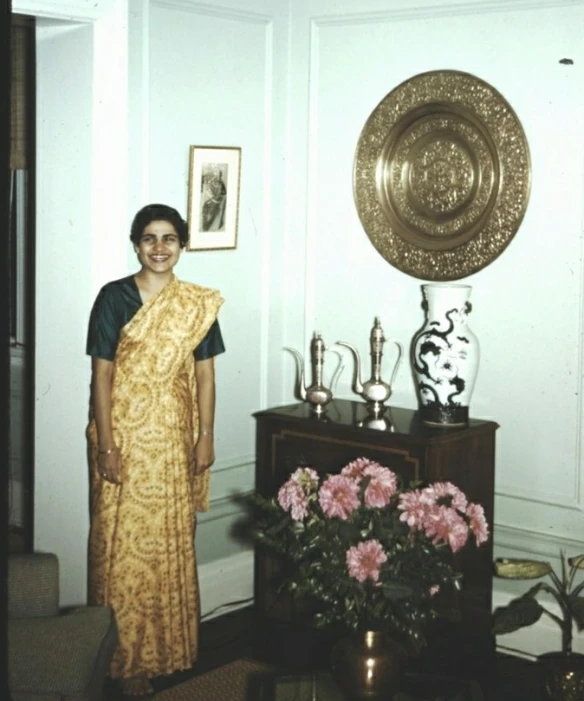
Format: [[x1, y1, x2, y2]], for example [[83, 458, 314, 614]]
[[200, 428, 214, 437]]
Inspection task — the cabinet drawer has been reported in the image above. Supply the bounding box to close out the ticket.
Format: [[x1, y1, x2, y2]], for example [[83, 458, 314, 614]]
[[267, 427, 423, 487]]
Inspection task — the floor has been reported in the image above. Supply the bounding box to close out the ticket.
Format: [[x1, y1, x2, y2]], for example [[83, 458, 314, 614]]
[[103, 606, 543, 700], [103, 607, 258, 699]]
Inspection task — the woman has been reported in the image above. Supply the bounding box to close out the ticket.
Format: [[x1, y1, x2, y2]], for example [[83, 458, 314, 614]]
[[86, 204, 224, 696]]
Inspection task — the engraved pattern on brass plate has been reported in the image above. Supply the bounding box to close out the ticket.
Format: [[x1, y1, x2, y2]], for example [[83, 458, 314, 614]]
[[354, 70, 531, 280]]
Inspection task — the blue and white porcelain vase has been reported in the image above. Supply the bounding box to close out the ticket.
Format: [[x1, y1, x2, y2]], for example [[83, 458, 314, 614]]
[[411, 283, 479, 426]]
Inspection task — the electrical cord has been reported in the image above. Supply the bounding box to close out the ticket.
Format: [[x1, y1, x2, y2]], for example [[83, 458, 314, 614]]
[[200, 596, 255, 622]]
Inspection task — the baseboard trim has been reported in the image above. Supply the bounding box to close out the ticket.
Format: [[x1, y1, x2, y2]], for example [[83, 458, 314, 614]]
[[198, 551, 584, 656], [199, 550, 254, 621]]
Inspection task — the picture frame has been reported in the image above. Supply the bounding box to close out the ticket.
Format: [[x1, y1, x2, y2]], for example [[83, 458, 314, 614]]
[[187, 145, 241, 251]]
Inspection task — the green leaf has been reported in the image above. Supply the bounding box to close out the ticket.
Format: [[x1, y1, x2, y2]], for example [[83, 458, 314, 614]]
[[568, 555, 584, 570], [434, 603, 462, 622], [568, 595, 584, 631], [266, 517, 292, 537], [494, 558, 552, 580], [336, 520, 360, 541], [379, 581, 417, 600], [493, 596, 544, 635], [522, 582, 547, 599]]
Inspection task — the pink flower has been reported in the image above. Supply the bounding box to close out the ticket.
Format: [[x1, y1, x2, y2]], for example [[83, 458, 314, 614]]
[[427, 481, 468, 512], [290, 467, 319, 491], [398, 489, 436, 529], [429, 585, 440, 597], [278, 481, 309, 521], [424, 505, 469, 553], [346, 539, 388, 583], [277, 467, 320, 521], [363, 464, 398, 508], [466, 502, 489, 545], [289, 497, 309, 521], [318, 475, 360, 520], [341, 457, 380, 480]]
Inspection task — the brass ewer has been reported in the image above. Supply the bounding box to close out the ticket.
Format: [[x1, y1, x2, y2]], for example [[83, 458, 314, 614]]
[[284, 333, 343, 415], [337, 317, 403, 415]]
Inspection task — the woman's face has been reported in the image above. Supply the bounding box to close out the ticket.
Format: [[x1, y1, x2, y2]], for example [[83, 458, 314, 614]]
[[135, 220, 181, 274]]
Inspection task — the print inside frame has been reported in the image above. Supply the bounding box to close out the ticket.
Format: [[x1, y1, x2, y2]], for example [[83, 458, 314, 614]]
[[187, 145, 241, 251]]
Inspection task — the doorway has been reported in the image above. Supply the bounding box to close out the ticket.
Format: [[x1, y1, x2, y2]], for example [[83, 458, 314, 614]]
[[9, 13, 35, 553]]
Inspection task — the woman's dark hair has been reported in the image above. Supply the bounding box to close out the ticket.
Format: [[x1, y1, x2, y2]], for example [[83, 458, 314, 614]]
[[130, 204, 188, 248]]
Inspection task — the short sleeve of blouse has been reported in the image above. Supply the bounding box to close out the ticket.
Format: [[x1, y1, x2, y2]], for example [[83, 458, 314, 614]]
[[86, 284, 126, 360], [195, 319, 226, 361]]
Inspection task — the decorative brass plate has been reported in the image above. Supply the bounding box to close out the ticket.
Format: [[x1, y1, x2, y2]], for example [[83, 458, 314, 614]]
[[354, 70, 531, 280]]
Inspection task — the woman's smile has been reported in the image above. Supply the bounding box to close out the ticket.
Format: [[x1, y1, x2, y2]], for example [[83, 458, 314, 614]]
[[135, 220, 181, 273]]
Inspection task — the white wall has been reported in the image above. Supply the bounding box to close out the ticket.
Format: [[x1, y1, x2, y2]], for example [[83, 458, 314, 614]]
[[14, 0, 584, 655], [34, 19, 96, 606], [289, 0, 584, 521], [281, 0, 584, 656], [14, 0, 129, 605], [148, 0, 272, 506], [126, 0, 292, 564]]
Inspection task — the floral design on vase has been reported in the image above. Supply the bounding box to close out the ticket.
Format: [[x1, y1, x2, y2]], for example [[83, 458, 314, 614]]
[[412, 283, 479, 426]]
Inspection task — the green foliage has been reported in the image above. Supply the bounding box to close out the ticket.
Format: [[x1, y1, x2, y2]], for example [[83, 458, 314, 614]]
[[493, 594, 544, 635], [242, 468, 485, 654], [569, 594, 584, 631], [493, 552, 584, 652]]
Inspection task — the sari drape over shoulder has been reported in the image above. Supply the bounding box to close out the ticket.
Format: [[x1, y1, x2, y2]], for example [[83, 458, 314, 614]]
[[87, 277, 223, 680]]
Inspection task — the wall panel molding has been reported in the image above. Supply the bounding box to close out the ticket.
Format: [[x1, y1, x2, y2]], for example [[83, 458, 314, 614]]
[[152, 0, 271, 24], [311, 0, 584, 26], [13, 0, 115, 22], [495, 484, 582, 511], [197, 493, 247, 525], [128, 1, 151, 212], [213, 453, 255, 474], [151, 0, 276, 418], [494, 522, 583, 558], [302, 20, 321, 347]]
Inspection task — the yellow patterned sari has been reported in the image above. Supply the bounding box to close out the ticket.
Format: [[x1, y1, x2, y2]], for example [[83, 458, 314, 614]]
[[87, 276, 223, 680]]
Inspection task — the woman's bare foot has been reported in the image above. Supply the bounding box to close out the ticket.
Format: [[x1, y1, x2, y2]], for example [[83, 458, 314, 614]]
[[120, 676, 154, 697]]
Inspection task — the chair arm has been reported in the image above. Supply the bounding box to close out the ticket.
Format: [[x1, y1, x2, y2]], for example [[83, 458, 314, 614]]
[[8, 552, 60, 618]]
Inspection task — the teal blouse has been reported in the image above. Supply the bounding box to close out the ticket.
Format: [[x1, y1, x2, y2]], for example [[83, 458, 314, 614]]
[[86, 275, 225, 361]]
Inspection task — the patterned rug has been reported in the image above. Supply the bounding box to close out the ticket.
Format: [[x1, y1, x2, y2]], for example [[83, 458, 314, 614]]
[[151, 660, 487, 700], [153, 659, 273, 701]]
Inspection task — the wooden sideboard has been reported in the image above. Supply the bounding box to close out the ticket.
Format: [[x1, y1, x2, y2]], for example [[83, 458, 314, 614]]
[[253, 399, 498, 677]]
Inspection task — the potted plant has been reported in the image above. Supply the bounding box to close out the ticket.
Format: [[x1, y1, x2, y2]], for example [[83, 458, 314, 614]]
[[244, 458, 489, 699], [493, 552, 584, 700]]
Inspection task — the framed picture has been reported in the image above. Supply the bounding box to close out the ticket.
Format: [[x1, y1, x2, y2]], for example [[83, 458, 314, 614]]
[[187, 145, 241, 251]]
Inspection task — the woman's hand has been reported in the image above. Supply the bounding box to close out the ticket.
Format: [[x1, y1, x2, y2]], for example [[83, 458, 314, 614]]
[[98, 447, 122, 484], [91, 358, 121, 484], [192, 435, 215, 475]]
